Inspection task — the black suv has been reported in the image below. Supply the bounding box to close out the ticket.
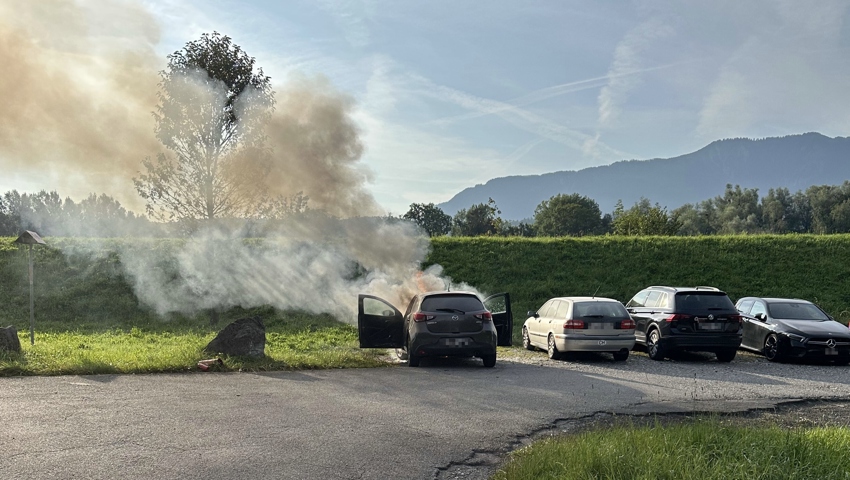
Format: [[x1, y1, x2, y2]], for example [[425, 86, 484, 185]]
[[625, 286, 742, 362]]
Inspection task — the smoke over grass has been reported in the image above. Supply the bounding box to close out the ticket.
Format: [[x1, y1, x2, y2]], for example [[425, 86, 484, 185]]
[[115, 220, 477, 323], [1, 1, 478, 322]]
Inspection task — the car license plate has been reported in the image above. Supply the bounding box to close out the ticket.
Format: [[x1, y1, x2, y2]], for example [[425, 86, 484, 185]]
[[825, 347, 838, 355], [443, 338, 470, 347], [698, 323, 722, 330]]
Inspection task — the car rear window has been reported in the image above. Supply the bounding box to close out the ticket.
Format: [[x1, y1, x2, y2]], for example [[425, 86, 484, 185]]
[[674, 292, 735, 311], [421, 294, 484, 312], [767, 302, 829, 320], [574, 302, 629, 318]]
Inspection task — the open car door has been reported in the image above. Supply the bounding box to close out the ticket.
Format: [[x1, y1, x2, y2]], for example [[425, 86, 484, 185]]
[[484, 292, 513, 346], [358, 294, 404, 348]]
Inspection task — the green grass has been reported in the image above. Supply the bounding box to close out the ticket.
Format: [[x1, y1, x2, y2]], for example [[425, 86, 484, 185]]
[[428, 235, 850, 344], [493, 418, 850, 480], [0, 309, 388, 376]]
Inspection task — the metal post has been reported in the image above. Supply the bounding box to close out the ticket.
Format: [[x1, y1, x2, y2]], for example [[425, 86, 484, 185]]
[[28, 244, 34, 345]]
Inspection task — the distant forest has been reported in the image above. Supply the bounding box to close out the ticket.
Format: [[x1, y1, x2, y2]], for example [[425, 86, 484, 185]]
[[3, 181, 850, 238]]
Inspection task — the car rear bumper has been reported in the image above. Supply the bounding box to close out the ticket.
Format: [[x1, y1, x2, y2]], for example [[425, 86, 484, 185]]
[[555, 334, 636, 352], [409, 330, 497, 358], [661, 334, 742, 352]]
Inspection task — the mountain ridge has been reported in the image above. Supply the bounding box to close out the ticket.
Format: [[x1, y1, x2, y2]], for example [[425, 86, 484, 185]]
[[437, 132, 849, 220]]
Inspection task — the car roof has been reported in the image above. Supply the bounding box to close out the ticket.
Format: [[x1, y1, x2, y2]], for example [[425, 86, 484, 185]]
[[738, 297, 812, 304], [549, 296, 622, 303], [420, 290, 479, 298], [645, 286, 724, 293]]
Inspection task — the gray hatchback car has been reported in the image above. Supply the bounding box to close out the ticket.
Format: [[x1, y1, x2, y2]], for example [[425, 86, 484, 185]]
[[358, 291, 513, 367]]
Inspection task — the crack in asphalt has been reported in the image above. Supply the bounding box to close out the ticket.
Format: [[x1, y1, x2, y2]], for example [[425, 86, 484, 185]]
[[432, 398, 850, 480]]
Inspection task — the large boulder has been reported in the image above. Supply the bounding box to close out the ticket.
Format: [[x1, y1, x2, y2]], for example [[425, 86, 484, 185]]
[[204, 316, 266, 358], [0, 326, 22, 353]]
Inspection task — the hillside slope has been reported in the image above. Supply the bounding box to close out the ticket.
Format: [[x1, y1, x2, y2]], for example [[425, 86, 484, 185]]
[[438, 133, 850, 220]]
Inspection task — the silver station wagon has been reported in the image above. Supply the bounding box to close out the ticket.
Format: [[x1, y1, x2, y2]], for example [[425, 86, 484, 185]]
[[522, 296, 636, 361]]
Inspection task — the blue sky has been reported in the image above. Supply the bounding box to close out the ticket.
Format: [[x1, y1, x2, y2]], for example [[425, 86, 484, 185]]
[[3, 0, 850, 216]]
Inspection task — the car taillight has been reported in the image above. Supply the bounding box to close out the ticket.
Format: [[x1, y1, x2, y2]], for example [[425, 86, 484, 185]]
[[665, 314, 689, 328], [728, 314, 743, 324], [563, 319, 585, 329], [619, 318, 636, 329], [475, 312, 493, 322], [413, 312, 434, 322]]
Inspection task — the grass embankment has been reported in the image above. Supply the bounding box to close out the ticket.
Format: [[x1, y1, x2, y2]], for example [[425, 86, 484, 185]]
[[428, 235, 850, 343], [2, 235, 850, 373], [493, 418, 850, 480]]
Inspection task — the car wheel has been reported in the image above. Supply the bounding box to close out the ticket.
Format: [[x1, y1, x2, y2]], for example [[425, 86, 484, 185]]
[[547, 334, 561, 360], [406, 338, 420, 367], [482, 354, 496, 368], [612, 350, 629, 361], [395, 347, 408, 361], [522, 327, 533, 351], [646, 329, 665, 361], [715, 348, 737, 363], [763, 334, 784, 362]]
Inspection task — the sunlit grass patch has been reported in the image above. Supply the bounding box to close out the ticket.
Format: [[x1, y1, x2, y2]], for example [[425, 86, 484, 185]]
[[0, 309, 388, 376], [493, 417, 850, 480]]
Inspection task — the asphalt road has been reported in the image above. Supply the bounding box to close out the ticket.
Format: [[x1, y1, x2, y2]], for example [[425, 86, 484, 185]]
[[2, 351, 850, 480]]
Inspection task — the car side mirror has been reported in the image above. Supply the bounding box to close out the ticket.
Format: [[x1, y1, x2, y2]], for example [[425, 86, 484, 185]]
[[527, 311, 538, 318], [755, 313, 767, 322]]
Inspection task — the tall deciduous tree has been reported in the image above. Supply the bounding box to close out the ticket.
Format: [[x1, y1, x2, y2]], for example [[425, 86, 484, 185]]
[[403, 203, 452, 237], [452, 198, 503, 236], [533, 193, 602, 236], [611, 198, 681, 236], [135, 32, 289, 222]]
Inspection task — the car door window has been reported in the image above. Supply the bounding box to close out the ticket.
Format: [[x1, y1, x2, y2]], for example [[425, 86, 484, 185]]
[[750, 301, 767, 318], [645, 291, 662, 308], [555, 301, 570, 319], [627, 290, 649, 308], [737, 299, 754, 314], [538, 300, 555, 318]]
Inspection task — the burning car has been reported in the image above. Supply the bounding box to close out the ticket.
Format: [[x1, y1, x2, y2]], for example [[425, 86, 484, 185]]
[[357, 291, 512, 367]]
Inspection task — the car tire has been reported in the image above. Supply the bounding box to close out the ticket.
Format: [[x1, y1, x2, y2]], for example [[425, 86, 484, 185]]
[[763, 334, 784, 362], [522, 327, 533, 351], [406, 337, 420, 367], [715, 348, 737, 363], [482, 354, 496, 368], [646, 329, 665, 361], [612, 350, 629, 361], [547, 334, 562, 360]]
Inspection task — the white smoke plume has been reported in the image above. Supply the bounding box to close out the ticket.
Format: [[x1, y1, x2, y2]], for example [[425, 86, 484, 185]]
[[1, 1, 482, 321], [115, 221, 479, 323]]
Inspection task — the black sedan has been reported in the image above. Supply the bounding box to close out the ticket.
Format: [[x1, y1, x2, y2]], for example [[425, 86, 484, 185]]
[[735, 297, 850, 364]]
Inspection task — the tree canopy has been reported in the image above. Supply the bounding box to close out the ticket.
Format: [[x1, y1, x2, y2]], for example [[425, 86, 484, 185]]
[[134, 32, 296, 222], [611, 198, 681, 236], [452, 198, 503, 236], [533, 193, 602, 236], [403, 203, 452, 237]]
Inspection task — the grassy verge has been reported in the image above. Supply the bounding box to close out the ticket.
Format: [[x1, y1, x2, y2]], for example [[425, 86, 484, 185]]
[[0, 308, 388, 376], [493, 417, 850, 480]]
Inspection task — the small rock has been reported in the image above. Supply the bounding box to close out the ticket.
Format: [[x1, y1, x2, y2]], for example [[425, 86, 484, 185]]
[[0, 326, 22, 353]]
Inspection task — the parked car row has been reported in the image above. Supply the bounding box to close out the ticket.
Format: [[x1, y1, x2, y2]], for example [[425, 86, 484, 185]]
[[357, 285, 850, 368]]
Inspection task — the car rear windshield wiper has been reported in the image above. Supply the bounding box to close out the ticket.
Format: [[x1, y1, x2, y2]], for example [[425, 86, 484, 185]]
[[581, 314, 604, 318], [436, 308, 465, 314]]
